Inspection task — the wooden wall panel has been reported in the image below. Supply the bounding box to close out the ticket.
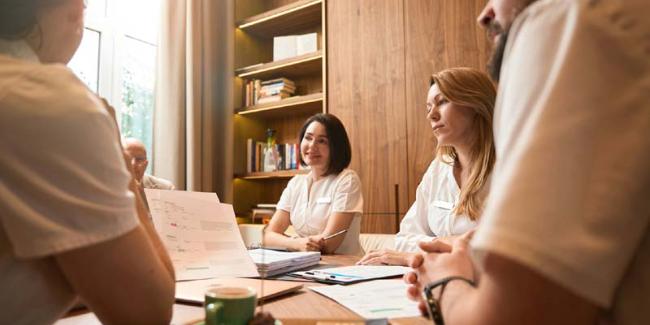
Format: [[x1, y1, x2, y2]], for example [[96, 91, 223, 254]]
[[404, 0, 490, 209], [327, 0, 408, 233]]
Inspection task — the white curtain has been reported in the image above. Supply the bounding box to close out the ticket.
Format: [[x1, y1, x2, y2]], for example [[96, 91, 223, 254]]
[[153, 0, 234, 201]]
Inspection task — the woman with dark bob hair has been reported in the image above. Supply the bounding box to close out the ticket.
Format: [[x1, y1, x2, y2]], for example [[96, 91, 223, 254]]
[[263, 113, 364, 255], [0, 0, 176, 323]]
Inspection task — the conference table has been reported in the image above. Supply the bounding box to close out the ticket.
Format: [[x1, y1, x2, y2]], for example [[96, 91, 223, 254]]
[[57, 255, 430, 325]]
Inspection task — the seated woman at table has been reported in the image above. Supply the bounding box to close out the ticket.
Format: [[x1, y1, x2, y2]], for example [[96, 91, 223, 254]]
[[263, 113, 364, 255], [0, 1, 177, 323], [358, 67, 496, 266]]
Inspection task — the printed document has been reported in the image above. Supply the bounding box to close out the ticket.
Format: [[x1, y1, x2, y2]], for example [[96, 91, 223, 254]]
[[146, 189, 259, 280], [310, 279, 420, 319]]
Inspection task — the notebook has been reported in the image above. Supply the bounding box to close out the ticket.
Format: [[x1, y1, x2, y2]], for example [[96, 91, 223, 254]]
[[175, 278, 303, 304], [292, 265, 411, 285]]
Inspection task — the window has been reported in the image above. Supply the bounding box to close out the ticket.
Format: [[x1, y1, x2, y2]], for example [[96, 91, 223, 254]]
[[69, 0, 160, 173]]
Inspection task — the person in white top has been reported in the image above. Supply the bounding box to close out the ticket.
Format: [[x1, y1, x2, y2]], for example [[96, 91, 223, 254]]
[[0, 1, 175, 324], [263, 113, 364, 255], [405, 1, 650, 325], [124, 138, 176, 190], [357, 67, 497, 266]]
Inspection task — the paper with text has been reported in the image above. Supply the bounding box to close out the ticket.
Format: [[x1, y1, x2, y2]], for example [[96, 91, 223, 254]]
[[310, 279, 420, 319], [146, 189, 259, 280]]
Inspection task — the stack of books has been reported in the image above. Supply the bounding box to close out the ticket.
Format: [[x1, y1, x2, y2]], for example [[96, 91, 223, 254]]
[[244, 77, 296, 107], [251, 203, 276, 224], [248, 249, 321, 277], [258, 78, 296, 104]]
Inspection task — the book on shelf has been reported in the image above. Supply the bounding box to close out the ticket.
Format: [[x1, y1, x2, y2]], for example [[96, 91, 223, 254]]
[[261, 77, 295, 87], [243, 77, 296, 107], [251, 208, 275, 224], [257, 93, 292, 104], [273, 33, 319, 61], [256, 203, 277, 209], [246, 139, 302, 174]]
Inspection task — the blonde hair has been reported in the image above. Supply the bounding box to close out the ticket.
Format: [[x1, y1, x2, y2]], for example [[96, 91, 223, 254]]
[[430, 67, 496, 221]]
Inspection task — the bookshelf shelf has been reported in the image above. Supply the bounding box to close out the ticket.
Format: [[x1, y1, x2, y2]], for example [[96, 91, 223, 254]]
[[236, 50, 322, 80], [237, 93, 323, 119], [232, 0, 326, 218], [238, 170, 308, 180], [237, 0, 322, 37]]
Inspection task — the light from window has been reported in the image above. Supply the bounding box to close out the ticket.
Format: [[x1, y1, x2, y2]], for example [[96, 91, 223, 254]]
[[68, 28, 100, 92], [68, 0, 160, 174], [119, 36, 156, 155]]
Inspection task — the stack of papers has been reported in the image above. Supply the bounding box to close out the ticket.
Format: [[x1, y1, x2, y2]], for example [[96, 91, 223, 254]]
[[248, 249, 321, 277]]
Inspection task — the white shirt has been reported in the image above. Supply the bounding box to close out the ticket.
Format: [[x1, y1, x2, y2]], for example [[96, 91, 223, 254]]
[[395, 158, 477, 252], [0, 40, 139, 325], [471, 1, 650, 324], [277, 169, 363, 255], [143, 174, 175, 190]]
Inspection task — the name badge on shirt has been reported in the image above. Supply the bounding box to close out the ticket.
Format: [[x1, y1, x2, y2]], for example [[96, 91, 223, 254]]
[[433, 200, 454, 210], [316, 197, 332, 204]]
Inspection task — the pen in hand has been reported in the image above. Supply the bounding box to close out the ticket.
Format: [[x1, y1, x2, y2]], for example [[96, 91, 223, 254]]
[[323, 229, 348, 241]]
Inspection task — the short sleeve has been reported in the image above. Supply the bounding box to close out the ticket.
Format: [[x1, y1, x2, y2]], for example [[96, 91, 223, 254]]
[[331, 170, 363, 213], [0, 65, 139, 258], [471, 0, 650, 308], [276, 175, 299, 212]]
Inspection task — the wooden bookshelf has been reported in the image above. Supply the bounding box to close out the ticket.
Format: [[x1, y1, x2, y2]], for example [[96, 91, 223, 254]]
[[238, 169, 308, 180], [237, 92, 323, 119], [232, 0, 326, 216], [237, 0, 322, 37], [236, 50, 322, 79]]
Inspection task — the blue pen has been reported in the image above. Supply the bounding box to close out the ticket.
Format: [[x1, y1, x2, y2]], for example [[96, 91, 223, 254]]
[[312, 271, 363, 279]]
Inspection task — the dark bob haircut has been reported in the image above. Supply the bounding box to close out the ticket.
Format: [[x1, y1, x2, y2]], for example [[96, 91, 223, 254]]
[[0, 0, 45, 40], [298, 113, 352, 176]]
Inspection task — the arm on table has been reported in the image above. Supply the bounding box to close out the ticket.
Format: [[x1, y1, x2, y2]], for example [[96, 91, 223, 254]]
[[404, 234, 599, 325]]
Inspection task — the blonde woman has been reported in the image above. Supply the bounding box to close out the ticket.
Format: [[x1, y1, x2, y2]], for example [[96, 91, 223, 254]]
[[358, 67, 496, 265]]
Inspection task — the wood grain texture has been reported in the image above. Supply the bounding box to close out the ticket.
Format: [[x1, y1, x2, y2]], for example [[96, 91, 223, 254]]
[[327, 0, 409, 233], [404, 0, 490, 207]]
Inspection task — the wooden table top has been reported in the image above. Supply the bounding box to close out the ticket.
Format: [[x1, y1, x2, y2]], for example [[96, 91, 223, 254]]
[[57, 255, 430, 325]]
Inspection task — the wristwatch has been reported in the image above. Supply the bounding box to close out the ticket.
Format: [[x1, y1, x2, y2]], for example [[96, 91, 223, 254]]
[[422, 276, 476, 325]]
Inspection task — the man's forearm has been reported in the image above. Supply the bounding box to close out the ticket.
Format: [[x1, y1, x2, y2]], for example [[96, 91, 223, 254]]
[[440, 279, 482, 325]]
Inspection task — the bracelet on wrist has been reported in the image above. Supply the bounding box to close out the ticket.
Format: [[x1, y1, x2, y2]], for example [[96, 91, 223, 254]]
[[422, 276, 476, 325]]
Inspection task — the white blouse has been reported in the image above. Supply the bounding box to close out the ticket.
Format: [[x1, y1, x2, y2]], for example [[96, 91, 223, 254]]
[[395, 158, 477, 252], [277, 168, 363, 255]]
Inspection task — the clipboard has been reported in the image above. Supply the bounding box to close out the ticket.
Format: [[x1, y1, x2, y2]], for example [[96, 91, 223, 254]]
[[291, 265, 411, 285]]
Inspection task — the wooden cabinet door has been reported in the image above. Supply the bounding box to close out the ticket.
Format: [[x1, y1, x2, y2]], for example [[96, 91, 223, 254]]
[[404, 0, 491, 207], [327, 0, 409, 233]]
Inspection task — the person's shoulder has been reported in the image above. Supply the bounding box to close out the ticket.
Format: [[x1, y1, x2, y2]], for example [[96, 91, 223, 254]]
[[144, 174, 175, 190], [428, 157, 452, 173], [287, 172, 309, 187], [336, 168, 360, 179], [2, 61, 103, 117], [334, 168, 362, 186]]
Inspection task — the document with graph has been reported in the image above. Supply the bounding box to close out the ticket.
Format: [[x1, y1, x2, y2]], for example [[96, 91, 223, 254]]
[[145, 189, 259, 280]]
